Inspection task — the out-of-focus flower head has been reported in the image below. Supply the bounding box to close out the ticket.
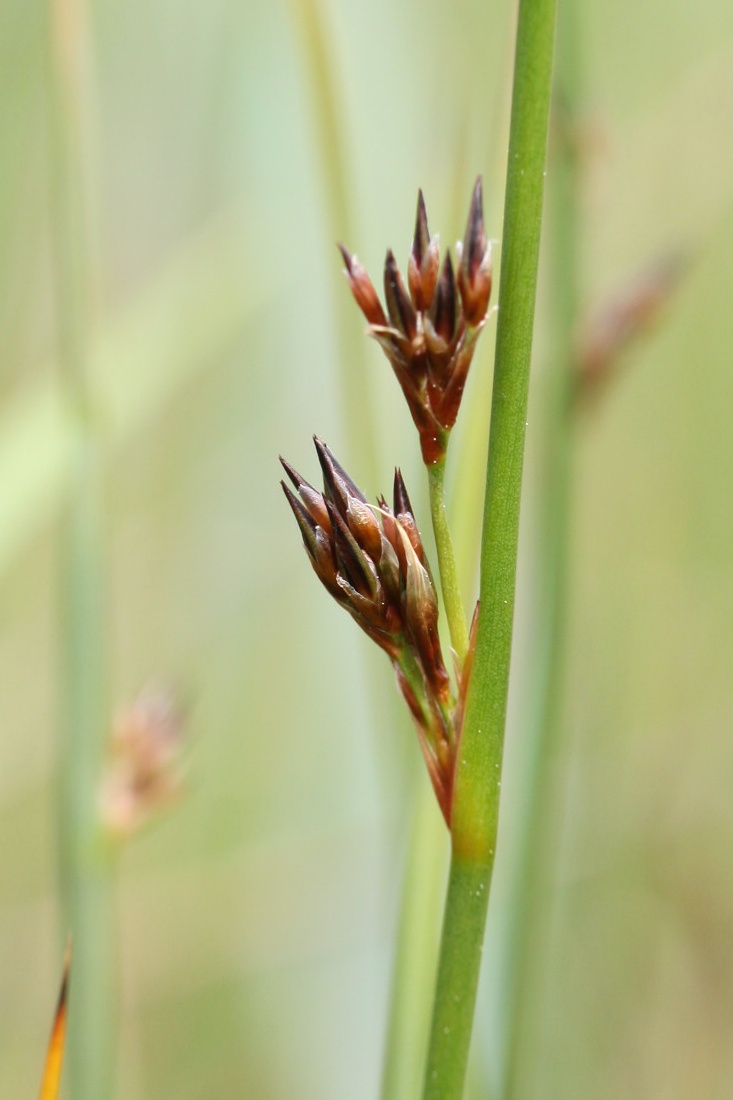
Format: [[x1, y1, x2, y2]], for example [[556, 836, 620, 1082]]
[[100, 686, 186, 838]]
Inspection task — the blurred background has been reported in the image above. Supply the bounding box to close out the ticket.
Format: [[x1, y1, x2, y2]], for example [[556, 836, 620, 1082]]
[[2, 0, 733, 1097]]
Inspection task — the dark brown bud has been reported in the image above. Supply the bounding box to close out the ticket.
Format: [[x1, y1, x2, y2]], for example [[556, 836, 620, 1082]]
[[430, 250, 458, 345], [393, 468, 426, 565], [314, 436, 367, 514], [339, 244, 387, 327], [280, 457, 331, 531], [458, 177, 493, 327], [384, 250, 418, 341], [408, 190, 440, 311], [281, 480, 320, 560]]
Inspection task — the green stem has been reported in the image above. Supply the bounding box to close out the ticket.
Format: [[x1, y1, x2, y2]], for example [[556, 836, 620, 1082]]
[[428, 459, 470, 666], [502, 4, 582, 1096], [422, 0, 557, 1094], [288, 0, 378, 483], [47, 2, 115, 1097], [380, 781, 447, 1100]]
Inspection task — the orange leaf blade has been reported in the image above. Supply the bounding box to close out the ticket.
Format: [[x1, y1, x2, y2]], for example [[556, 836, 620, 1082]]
[[37, 942, 71, 1100]]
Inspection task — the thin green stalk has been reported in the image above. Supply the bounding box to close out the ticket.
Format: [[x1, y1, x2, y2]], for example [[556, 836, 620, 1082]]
[[289, 10, 447, 1098], [423, 0, 557, 1095], [47, 2, 115, 1097], [288, 0, 378, 483], [502, 4, 582, 1096], [380, 781, 447, 1100], [428, 459, 470, 666]]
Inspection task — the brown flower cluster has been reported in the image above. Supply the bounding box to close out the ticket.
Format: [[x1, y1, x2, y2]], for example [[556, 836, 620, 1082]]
[[100, 687, 186, 838], [282, 438, 470, 822], [339, 178, 494, 464]]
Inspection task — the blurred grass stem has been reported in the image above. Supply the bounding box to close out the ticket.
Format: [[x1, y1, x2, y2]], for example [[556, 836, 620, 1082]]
[[380, 783, 446, 1100], [289, 0, 378, 481], [502, 4, 581, 1095], [423, 0, 557, 1094], [428, 458, 469, 665], [290, 6, 445, 1097], [47, 1, 115, 1098]]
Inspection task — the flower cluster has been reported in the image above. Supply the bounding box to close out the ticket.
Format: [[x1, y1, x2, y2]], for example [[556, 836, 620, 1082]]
[[281, 439, 468, 821], [100, 687, 186, 838], [339, 178, 494, 464]]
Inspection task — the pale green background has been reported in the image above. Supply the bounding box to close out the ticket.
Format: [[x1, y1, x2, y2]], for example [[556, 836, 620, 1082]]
[[1, 1, 733, 1097]]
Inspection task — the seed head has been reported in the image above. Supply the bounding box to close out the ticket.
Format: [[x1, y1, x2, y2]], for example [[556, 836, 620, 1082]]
[[281, 441, 474, 822], [100, 687, 186, 838], [340, 178, 496, 465]]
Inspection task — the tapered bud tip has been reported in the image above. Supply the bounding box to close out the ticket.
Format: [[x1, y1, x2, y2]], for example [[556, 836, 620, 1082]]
[[409, 190, 440, 310], [393, 467, 413, 519], [464, 176, 487, 278], [281, 479, 317, 541], [412, 189, 430, 264], [313, 437, 368, 507], [338, 241, 354, 273], [384, 248, 418, 339], [313, 436, 340, 506], [431, 249, 457, 343], [279, 455, 303, 491], [459, 179, 493, 327], [339, 244, 387, 326]]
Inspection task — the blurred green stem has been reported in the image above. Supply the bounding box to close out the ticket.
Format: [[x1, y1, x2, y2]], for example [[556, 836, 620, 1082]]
[[428, 458, 470, 665], [501, 4, 581, 1096], [288, 0, 378, 482], [380, 782, 446, 1100], [47, 2, 115, 1098], [423, 0, 557, 1094], [290, 8, 453, 1098]]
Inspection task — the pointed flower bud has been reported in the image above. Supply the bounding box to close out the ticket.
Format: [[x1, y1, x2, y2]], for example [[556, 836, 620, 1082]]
[[340, 178, 496, 465], [430, 250, 458, 346], [339, 244, 387, 327], [384, 249, 418, 341], [408, 190, 440, 311], [457, 177, 493, 327]]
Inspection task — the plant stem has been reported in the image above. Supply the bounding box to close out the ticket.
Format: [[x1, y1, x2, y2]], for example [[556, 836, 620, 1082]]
[[288, 0, 378, 483], [502, 3, 582, 1095], [428, 458, 469, 666], [47, 2, 115, 1097], [422, 0, 557, 1094], [380, 781, 446, 1100]]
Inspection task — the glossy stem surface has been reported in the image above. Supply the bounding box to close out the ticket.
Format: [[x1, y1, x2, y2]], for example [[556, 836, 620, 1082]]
[[502, 2, 582, 1095], [422, 0, 558, 1093]]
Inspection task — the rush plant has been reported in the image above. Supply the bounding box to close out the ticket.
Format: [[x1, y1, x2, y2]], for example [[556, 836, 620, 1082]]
[[282, 0, 557, 1092]]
